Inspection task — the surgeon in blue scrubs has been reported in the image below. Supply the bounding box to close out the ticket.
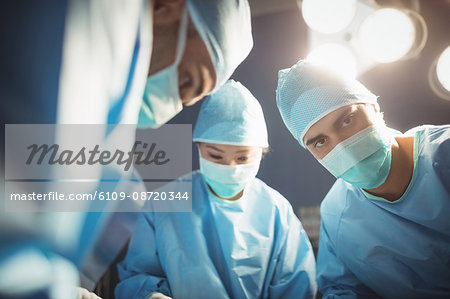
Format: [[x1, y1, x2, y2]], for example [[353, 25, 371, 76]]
[[115, 80, 317, 299], [276, 60, 450, 298], [0, 0, 253, 297]]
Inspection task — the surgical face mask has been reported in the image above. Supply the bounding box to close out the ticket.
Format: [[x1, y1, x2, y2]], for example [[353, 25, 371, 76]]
[[199, 157, 261, 198], [318, 123, 393, 189], [138, 10, 188, 127]]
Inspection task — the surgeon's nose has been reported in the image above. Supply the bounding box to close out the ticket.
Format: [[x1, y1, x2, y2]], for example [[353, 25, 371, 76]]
[[224, 158, 237, 166], [179, 64, 215, 106]]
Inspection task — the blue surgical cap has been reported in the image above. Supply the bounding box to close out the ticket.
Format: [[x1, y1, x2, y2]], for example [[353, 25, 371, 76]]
[[276, 60, 378, 148], [193, 80, 268, 147], [187, 0, 253, 93]]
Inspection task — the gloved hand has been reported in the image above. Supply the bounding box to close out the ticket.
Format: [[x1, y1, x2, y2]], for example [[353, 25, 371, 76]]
[[77, 287, 102, 299], [146, 292, 172, 299]]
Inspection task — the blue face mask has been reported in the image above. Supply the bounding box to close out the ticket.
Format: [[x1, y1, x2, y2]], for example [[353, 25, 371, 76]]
[[319, 124, 393, 189], [138, 10, 188, 128], [199, 157, 261, 199]]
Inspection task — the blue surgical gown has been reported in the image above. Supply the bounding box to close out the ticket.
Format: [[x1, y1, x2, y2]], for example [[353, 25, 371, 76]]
[[0, 0, 152, 294], [317, 125, 450, 298], [115, 171, 317, 299]]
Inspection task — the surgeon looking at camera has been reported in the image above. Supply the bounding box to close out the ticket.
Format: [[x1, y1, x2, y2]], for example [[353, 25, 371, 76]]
[[276, 60, 450, 298]]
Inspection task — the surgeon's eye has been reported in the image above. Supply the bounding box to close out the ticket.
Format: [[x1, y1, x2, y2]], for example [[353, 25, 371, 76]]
[[237, 156, 249, 162], [208, 153, 222, 160], [342, 114, 354, 127], [179, 72, 193, 94], [314, 138, 327, 148]]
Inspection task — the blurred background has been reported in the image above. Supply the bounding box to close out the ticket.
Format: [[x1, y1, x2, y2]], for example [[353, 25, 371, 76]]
[[169, 0, 450, 249]]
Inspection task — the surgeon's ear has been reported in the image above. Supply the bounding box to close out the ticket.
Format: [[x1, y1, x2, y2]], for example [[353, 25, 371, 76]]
[[153, 0, 185, 25], [366, 103, 381, 115], [367, 103, 385, 122], [372, 103, 380, 113]]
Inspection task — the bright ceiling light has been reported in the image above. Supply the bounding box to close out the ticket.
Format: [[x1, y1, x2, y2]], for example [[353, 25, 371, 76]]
[[301, 0, 356, 34], [306, 43, 357, 79], [436, 46, 450, 92], [358, 8, 416, 63], [429, 46, 450, 101]]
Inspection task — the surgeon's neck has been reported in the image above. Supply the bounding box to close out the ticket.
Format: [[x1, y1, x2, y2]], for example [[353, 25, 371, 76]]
[[207, 185, 243, 201], [364, 136, 415, 202]]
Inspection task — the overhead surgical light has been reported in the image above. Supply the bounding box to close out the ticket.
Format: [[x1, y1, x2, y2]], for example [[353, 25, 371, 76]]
[[301, 0, 357, 34], [436, 47, 450, 92], [429, 46, 450, 101], [357, 8, 427, 63], [307, 43, 357, 79]]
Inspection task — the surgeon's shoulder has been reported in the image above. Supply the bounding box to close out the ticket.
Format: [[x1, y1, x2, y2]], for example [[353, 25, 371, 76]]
[[250, 177, 292, 208], [404, 124, 450, 144], [250, 178, 302, 231], [405, 125, 450, 163]]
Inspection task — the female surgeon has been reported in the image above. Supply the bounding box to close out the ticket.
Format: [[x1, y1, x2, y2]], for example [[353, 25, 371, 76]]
[[115, 80, 317, 299]]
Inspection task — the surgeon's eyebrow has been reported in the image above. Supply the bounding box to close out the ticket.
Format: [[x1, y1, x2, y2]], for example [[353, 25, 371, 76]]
[[332, 106, 355, 129], [305, 106, 356, 147], [236, 149, 251, 153], [305, 134, 327, 147], [306, 106, 361, 147], [205, 145, 224, 152]]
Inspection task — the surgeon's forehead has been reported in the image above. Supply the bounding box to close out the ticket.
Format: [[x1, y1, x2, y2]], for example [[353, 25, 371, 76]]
[[303, 104, 361, 140]]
